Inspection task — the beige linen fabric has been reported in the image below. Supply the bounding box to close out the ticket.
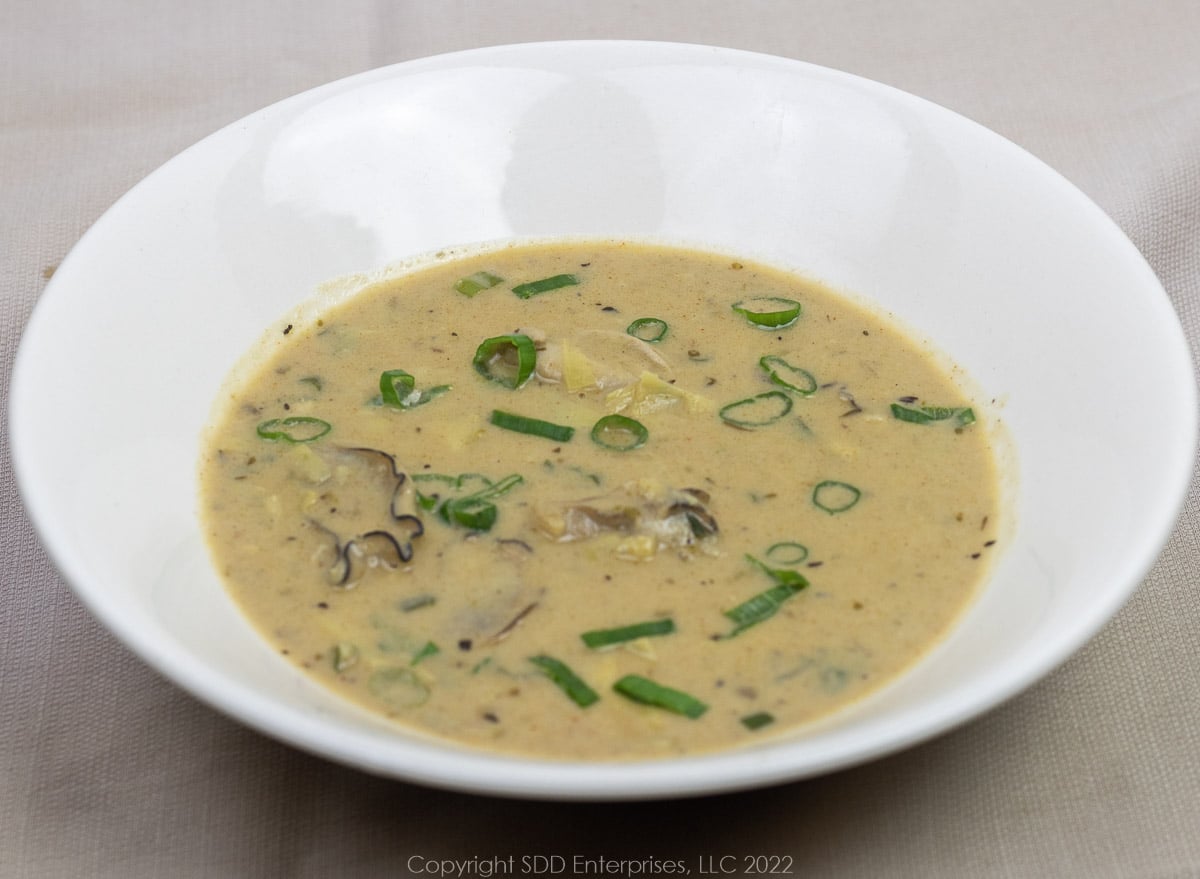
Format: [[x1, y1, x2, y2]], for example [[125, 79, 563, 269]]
[[3, 1, 1198, 876]]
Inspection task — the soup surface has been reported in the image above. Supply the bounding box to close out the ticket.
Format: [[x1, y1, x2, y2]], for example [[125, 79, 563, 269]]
[[200, 240, 1000, 760]]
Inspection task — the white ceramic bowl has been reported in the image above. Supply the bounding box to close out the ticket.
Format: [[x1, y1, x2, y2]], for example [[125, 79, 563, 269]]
[[11, 41, 1196, 800]]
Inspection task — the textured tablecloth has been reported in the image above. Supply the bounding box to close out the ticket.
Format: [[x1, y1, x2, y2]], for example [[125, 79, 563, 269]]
[[4, 1, 1198, 876]]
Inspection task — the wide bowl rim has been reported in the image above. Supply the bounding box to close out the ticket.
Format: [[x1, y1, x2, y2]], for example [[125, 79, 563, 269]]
[[10, 38, 1197, 800]]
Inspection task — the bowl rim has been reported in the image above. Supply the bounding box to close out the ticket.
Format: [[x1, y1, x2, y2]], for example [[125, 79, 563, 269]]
[[11, 38, 1198, 800]]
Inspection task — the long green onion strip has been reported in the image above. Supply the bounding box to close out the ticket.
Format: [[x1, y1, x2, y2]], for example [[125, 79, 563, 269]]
[[612, 675, 708, 718], [890, 403, 976, 426], [410, 641, 440, 666], [472, 334, 537, 388], [512, 273, 579, 299], [759, 355, 817, 396], [256, 416, 331, 443], [720, 555, 810, 638], [529, 655, 600, 708], [454, 270, 504, 297], [581, 618, 676, 649], [741, 711, 776, 731], [378, 369, 451, 410], [719, 391, 793, 429], [489, 409, 575, 442], [626, 317, 669, 343], [590, 414, 649, 451], [812, 480, 861, 514], [765, 541, 809, 565], [732, 297, 802, 329]]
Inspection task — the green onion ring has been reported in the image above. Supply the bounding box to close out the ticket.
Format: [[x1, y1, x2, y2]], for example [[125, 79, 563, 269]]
[[765, 541, 809, 565], [590, 414, 649, 451], [255, 416, 331, 443], [626, 317, 669, 343], [759, 355, 817, 395], [472, 334, 536, 388], [812, 480, 861, 514], [732, 297, 802, 329], [718, 391, 793, 428]]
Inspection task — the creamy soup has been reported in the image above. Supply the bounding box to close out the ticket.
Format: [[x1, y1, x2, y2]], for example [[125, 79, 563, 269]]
[[199, 240, 1000, 760]]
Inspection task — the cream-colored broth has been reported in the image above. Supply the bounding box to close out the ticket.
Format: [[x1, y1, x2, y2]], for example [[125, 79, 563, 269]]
[[200, 240, 999, 760]]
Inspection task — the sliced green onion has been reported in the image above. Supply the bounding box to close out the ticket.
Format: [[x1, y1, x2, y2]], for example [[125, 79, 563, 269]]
[[489, 409, 575, 442], [331, 642, 358, 672], [256, 416, 331, 443], [581, 618, 676, 649], [441, 496, 498, 531], [741, 711, 775, 731], [298, 375, 323, 392], [379, 369, 416, 406], [626, 317, 668, 343], [455, 270, 504, 297], [590, 414, 649, 450], [719, 391, 793, 428], [759, 356, 817, 395], [613, 675, 708, 718], [411, 641, 440, 666], [891, 403, 976, 426], [512, 273, 579, 299], [732, 297, 802, 329], [529, 655, 599, 707], [436, 473, 524, 532], [399, 594, 436, 612], [813, 480, 861, 514], [765, 542, 809, 565], [377, 369, 451, 410], [473, 334, 537, 388], [721, 556, 809, 637]]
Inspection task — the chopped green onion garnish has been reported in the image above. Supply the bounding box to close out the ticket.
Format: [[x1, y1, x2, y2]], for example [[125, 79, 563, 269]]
[[379, 369, 416, 406], [331, 642, 358, 672], [626, 317, 669, 343], [613, 675, 708, 718], [759, 355, 817, 395], [411, 641, 440, 665], [529, 655, 599, 707], [473, 334, 537, 388], [720, 556, 809, 637], [741, 711, 775, 731], [590, 414, 649, 450], [440, 496, 498, 531], [732, 297, 802, 329], [719, 391, 793, 428], [765, 541, 809, 565], [256, 416, 331, 443], [890, 403, 976, 426], [298, 375, 323, 392], [512, 273, 579, 299], [377, 369, 451, 410], [581, 618, 676, 649], [435, 473, 524, 532], [455, 270, 504, 297], [813, 480, 861, 514], [399, 594, 436, 612], [489, 409, 575, 442]]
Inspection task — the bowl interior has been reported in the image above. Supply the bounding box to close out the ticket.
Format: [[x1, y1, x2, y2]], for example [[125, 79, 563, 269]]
[[11, 41, 1196, 799]]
